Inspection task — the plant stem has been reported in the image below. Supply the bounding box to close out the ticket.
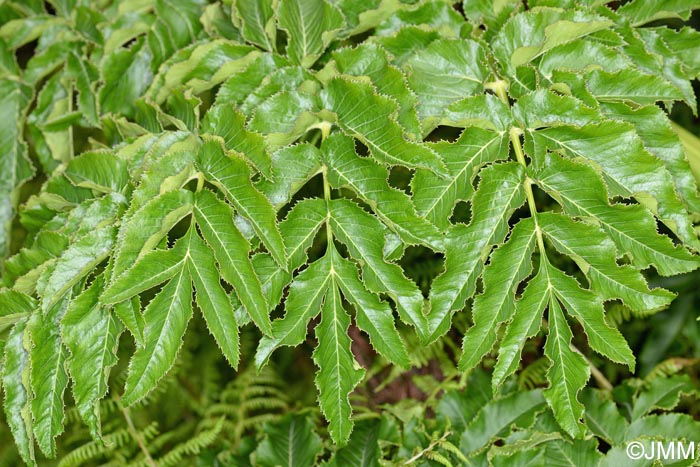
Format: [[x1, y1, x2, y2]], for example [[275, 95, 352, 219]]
[[402, 431, 452, 466], [116, 394, 158, 467], [323, 166, 334, 246], [579, 349, 614, 391], [510, 127, 547, 254]]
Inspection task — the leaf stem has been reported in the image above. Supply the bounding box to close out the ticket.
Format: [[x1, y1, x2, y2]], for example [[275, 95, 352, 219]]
[[510, 128, 546, 254], [402, 430, 453, 466], [322, 164, 333, 247], [116, 394, 158, 467], [486, 79, 509, 106]]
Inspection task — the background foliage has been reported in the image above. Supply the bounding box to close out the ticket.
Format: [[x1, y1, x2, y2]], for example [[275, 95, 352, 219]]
[[1, 0, 700, 465]]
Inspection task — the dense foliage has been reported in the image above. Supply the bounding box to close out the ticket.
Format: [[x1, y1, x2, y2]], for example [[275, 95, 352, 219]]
[[1, 0, 700, 465]]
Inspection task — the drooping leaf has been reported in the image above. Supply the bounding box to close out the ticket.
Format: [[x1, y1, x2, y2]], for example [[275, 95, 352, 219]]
[[313, 283, 364, 445], [322, 133, 443, 249], [543, 297, 589, 438], [2, 319, 36, 466], [0, 78, 34, 259], [539, 212, 675, 314], [329, 245, 410, 368], [429, 162, 527, 341], [534, 153, 699, 275], [196, 139, 287, 269], [459, 218, 536, 372], [61, 276, 123, 440], [122, 265, 193, 406], [30, 296, 70, 457], [321, 77, 446, 173], [329, 198, 425, 343], [194, 189, 271, 335], [187, 232, 240, 368]]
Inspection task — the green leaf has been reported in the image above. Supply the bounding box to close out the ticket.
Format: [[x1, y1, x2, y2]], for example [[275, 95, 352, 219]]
[[539, 212, 675, 314], [61, 276, 123, 440], [329, 199, 425, 343], [543, 296, 589, 438], [618, 0, 700, 26], [547, 261, 635, 369], [414, 127, 509, 230], [201, 104, 273, 180], [187, 232, 240, 368], [99, 38, 153, 119], [376, 1, 465, 38], [545, 439, 603, 467], [257, 143, 321, 208], [0, 290, 35, 334], [374, 26, 440, 66], [232, 0, 276, 51], [122, 265, 193, 406], [326, 419, 382, 467], [30, 296, 70, 457], [330, 245, 410, 368], [428, 162, 527, 341], [216, 53, 290, 105], [405, 38, 488, 129], [321, 77, 446, 173], [581, 389, 628, 445], [148, 41, 260, 104], [40, 227, 116, 312], [254, 414, 323, 467], [459, 218, 537, 372], [196, 139, 287, 269], [66, 49, 99, 126], [249, 90, 320, 148], [194, 189, 271, 335], [313, 284, 365, 445], [111, 189, 194, 279], [493, 263, 550, 389], [0, 78, 34, 259], [631, 374, 696, 421], [322, 133, 443, 249], [278, 0, 344, 68], [492, 8, 613, 74], [64, 151, 129, 194], [653, 27, 700, 76], [577, 69, 684, 106], [625, 413, 700, 442], [537, 39, 629, 78], [460, 389, 546, 454], [535, 122, 698, 250], [2, 319, 36, 466], [329, 43, 422, 139], [534, 153, 699, 275], [240, 66, 315, 115], [601, 102, 700, 213], [114, 298, 144, 348], [102, 247, 187, 305], [256, 252, 331, 369]]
